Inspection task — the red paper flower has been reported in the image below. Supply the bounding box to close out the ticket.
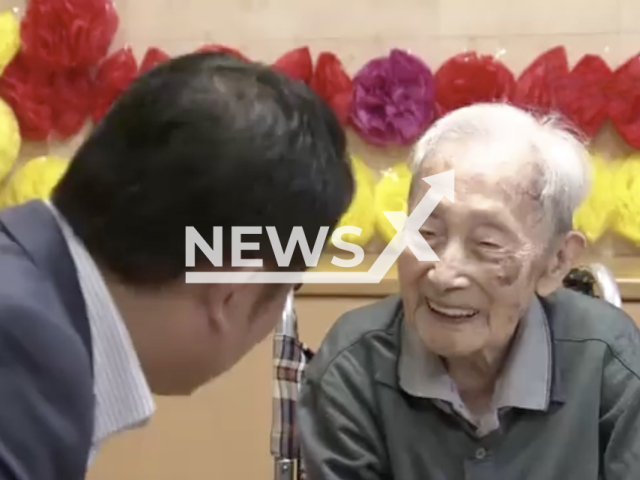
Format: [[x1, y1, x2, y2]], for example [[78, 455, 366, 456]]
[[434, 52, 515, 116], [196, 44, 250, 62], [608, 54, 640, 149], [310, 52, 352, 124], [51, 68, 94, 138], [139, 47, 171, 75], [0, 51, 53, 141], [555, 54, 612, 138], [513, 46, 569, 114], [92, 47, 138, 123], [20, 0, 119, 71], [272, 46, 313, 84]]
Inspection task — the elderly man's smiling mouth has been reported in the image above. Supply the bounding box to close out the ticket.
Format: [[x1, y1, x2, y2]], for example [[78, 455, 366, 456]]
[[425, 299, 479, 322]]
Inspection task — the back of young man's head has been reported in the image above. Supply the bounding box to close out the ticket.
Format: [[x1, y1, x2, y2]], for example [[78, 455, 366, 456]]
[[51, 52, 353, 394], [53, 51, 352, 285]]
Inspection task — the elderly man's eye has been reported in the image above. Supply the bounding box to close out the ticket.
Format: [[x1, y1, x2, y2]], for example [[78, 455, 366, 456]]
[[477, 240, 502, 249]]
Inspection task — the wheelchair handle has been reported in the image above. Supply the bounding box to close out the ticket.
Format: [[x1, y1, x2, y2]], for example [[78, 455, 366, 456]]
[[276, 289, 297, 337], [586, 262, 622, 308]]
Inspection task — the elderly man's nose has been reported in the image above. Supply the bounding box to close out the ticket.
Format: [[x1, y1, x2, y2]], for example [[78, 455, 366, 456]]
[[427, 262, 468, 290], [427, 244, 469, 290]]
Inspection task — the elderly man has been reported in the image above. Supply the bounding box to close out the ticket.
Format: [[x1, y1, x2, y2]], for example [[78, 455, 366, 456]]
[[297, 103, 640, 479]]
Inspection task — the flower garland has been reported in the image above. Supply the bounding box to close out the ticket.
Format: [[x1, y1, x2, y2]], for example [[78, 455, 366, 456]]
[[0, 9, 21, 184], [0, 155, 69, 208], [346, 152, 640, 251], [574, 152, 640, 246], [2, 0, 640, 251], [4, 144, 640, 252], [2, 0, 640, 150]]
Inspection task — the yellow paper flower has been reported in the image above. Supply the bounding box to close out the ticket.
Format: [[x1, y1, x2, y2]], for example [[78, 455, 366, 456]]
[[572, 153, 619, 243], [611, 152, 640, 246], [0, 97, 20, 184], [0, 156, 69, 209], [0, 9, 20, 75], [330, 155, 376, 247], [374, 161, 412, 244]]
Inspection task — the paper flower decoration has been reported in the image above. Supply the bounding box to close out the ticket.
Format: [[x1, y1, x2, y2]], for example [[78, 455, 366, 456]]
[[611, 153, 640, 245], [513, 46, 569, 114], [0, 10, 20, 76], [572, 153, 618, 243], [0, 51, 53, 141], [0, 97, 20, 184], [310, 52, 352, 125], [0, 156, 68, 210], [350, 49, 435, 146], [608, 54, 640, 149], [329, 155, 376, 248], [20, 0, 119, 70], [139, 47, 171, 75], [555, 54, 611, 138], [196, 44, 250, 62], [434, 52, 515, 116], [374, 161, 411, 244], [272, 46, 313, 84], [50, 69, 94, 139], [92, 47, 138, 123]]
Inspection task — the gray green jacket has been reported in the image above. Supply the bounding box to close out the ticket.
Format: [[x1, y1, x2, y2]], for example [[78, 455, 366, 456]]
[[297, 288, 640, 480]]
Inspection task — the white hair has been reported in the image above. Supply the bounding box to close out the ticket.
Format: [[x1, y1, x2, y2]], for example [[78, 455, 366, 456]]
[[410, 103, 591, 234]]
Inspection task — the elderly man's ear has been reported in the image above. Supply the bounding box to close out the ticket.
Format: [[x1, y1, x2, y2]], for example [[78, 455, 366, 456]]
[[535, 231, 587, 297]]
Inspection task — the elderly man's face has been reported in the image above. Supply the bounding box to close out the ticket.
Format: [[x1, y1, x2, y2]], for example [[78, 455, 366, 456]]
[[398, 160, 563, 358]]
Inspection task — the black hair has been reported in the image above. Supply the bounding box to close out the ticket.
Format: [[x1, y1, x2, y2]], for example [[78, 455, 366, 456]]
[[52, 52, 353, 286]]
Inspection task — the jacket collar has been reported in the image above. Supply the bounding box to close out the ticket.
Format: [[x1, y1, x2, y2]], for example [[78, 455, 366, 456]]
[[371, 295, 565, 406], [0, 200, 92, 366], [398, 296, 555, 411]]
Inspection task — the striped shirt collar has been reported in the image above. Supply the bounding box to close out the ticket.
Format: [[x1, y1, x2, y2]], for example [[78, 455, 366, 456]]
[[46, 203, 155, 456]]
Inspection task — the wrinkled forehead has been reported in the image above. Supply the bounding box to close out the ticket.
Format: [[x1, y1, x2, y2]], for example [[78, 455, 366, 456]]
[[410, 141, 546, 228], [415, 135, 543, 193]]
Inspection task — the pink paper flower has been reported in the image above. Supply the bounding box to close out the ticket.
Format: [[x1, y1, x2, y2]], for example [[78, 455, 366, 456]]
[[350, 49, 435, 146]]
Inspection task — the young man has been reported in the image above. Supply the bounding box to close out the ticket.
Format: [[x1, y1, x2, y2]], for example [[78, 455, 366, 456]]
[[0, 52, 353, 479]]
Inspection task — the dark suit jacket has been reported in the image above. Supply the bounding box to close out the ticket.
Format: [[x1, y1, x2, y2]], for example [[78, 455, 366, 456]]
[[0, 200, 94, 479]]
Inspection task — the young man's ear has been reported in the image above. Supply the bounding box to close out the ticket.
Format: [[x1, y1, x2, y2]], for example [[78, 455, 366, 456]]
[[201, 264, 269, 332], [204, 283, 237, 335], [536, 231, 586, 297]]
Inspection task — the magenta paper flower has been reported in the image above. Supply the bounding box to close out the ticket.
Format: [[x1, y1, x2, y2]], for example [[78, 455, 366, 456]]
[[350, 49, 435, 146]]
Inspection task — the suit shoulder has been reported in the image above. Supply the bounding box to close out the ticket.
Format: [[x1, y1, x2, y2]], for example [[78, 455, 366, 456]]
[[0, 275, 94, 479], [0, 252, 93, 389], [0, 293, 93, 380], [304, 295, 402, 381], [0, 256, 67, 345]]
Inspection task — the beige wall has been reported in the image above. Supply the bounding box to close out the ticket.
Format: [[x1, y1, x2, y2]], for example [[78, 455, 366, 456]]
[[88, 296, 640, 480], [1, 0, 638, 478]]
